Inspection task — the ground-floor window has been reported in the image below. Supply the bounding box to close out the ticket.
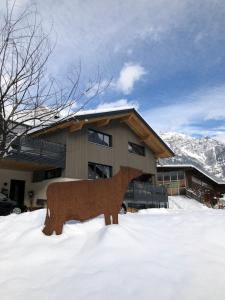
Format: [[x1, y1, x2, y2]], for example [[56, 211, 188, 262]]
[[33, 168, 62, 182], [157, 170, 186, 195], [88, 162, 112, 179]]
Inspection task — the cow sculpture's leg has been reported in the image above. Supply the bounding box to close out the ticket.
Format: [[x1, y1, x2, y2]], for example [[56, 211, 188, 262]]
[[55, 219, 64, 235], [112, 213, 119, 224], [42, 213, 54, 236], [104, 214, 111, 225]]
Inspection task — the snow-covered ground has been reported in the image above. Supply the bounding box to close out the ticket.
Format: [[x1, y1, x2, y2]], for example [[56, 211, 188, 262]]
[[169, 195, 208, 210], [1, 198, 225, 300]]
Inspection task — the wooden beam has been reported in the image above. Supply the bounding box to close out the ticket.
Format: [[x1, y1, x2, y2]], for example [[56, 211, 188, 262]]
[[140, 135, 151, 142], [32, 113, 131, 137], [126, 118, 148, 138], [119, 114, 133, 123], [154, 151, 167, 158], [93, 118, 110, 127], [69, 121, 84, 132]]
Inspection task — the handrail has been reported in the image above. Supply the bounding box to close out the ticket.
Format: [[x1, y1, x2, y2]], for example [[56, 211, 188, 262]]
[[185, 188, 202, 203], [6, 136, 66, 168]]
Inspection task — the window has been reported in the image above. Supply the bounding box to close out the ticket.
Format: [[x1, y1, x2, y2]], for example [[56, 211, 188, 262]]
[[128, 142, 145, 156], [170, 171, 178, 181], [88, 129, 112, 147], [157, 174, 163, 182], [163, 173, 170, 181], [33, 168, 62, 182], [45, 169, 62, 180], [88, 162, 112, 179], [178, 171, 185, 180]]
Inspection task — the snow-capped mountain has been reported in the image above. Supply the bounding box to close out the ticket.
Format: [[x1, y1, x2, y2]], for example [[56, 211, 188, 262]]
[[159, 132, 225, 180]]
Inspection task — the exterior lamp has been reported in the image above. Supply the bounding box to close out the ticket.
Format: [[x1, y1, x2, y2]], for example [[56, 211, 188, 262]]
[[28, 191, 34, 198]]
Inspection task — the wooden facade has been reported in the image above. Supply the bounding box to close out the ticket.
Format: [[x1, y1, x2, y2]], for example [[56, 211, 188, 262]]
[[157, 165, 225, 204], [35, 109, 174, 180], [64, 121, 157, 179], [0, 109, 174, 208], [33, 108, 173, 159]]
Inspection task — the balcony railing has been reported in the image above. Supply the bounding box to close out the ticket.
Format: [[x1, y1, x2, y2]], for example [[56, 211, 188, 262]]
[[124, 181, 168, 209], [6, 136, 66, 169]]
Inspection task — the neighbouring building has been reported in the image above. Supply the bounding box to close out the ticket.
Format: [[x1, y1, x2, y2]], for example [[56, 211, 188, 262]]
[[157, 164, 225, 203], [0, 108, 174, 209]]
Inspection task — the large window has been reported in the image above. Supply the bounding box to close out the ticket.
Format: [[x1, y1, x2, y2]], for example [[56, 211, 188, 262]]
[[157, 171, 185, 182], [157, 174, 163, 182], [88, 129, 112, 147], [163, 173, 170, 181], [178, 171, 185, 180], [170, 171, 178, 181], [157, 170, 186, 196], [128, 142, 145, 156], [33, 168, 62, 182], [88, 162, 112, 179]]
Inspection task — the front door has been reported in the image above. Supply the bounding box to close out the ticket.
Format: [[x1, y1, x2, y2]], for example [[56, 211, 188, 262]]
[[10, 180, 25, 208]]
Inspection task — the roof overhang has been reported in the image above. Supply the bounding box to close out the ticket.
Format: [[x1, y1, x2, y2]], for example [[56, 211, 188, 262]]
[[32, 108, 174, 159]]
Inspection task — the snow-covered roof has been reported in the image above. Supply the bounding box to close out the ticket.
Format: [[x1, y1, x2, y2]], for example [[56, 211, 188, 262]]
[[30, 106, 135, 133], [30, 106, 136, 133], [157, 164, 225, 185], [72, 106, 136, 116]]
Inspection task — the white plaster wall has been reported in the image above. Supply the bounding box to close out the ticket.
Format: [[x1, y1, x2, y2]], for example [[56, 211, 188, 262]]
[[0, 168, 80, 208], [0, 169, 32, 205], [31, 177, 80, 207]]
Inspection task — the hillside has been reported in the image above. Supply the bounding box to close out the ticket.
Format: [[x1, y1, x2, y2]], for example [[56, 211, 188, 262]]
[[159, 132, 225, 180]]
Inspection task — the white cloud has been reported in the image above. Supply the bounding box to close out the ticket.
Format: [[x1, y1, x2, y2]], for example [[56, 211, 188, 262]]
[[113, 63, 146, 95], [2, 0, 224, 87], [142, 84, 225, 136]]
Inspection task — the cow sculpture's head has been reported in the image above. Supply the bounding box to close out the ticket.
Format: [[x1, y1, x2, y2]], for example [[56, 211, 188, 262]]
[[119, 166, 143, 188]]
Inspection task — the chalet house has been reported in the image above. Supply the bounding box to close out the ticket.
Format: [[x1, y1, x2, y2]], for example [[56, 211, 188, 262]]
[[0, 108, 173, 209], [157, 164, 225, 204]]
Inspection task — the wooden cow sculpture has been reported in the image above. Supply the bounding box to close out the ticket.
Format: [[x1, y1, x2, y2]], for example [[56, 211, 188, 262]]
[[42, 166, 143, 235]]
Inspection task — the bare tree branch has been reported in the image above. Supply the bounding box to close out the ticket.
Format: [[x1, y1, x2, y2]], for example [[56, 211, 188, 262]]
[[0, 0, 109, 158]]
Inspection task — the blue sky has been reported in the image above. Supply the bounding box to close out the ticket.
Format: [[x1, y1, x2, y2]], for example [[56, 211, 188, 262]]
[[8, 0, 225, 142]]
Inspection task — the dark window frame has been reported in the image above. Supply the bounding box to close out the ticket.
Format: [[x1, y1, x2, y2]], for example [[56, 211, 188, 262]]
[[170, 171, 178, 181], [88, 162, 112, 179], [88, 128, 112, 148], [157, 173, 163, 182], [178, 171, 185, 180], [128, 141, 145, 156], [33, 168, 62, 182]]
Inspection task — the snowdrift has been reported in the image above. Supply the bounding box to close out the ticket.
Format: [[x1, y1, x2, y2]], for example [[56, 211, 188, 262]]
[[169, 195, 208, 210], [1, 206, 225, 300]]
